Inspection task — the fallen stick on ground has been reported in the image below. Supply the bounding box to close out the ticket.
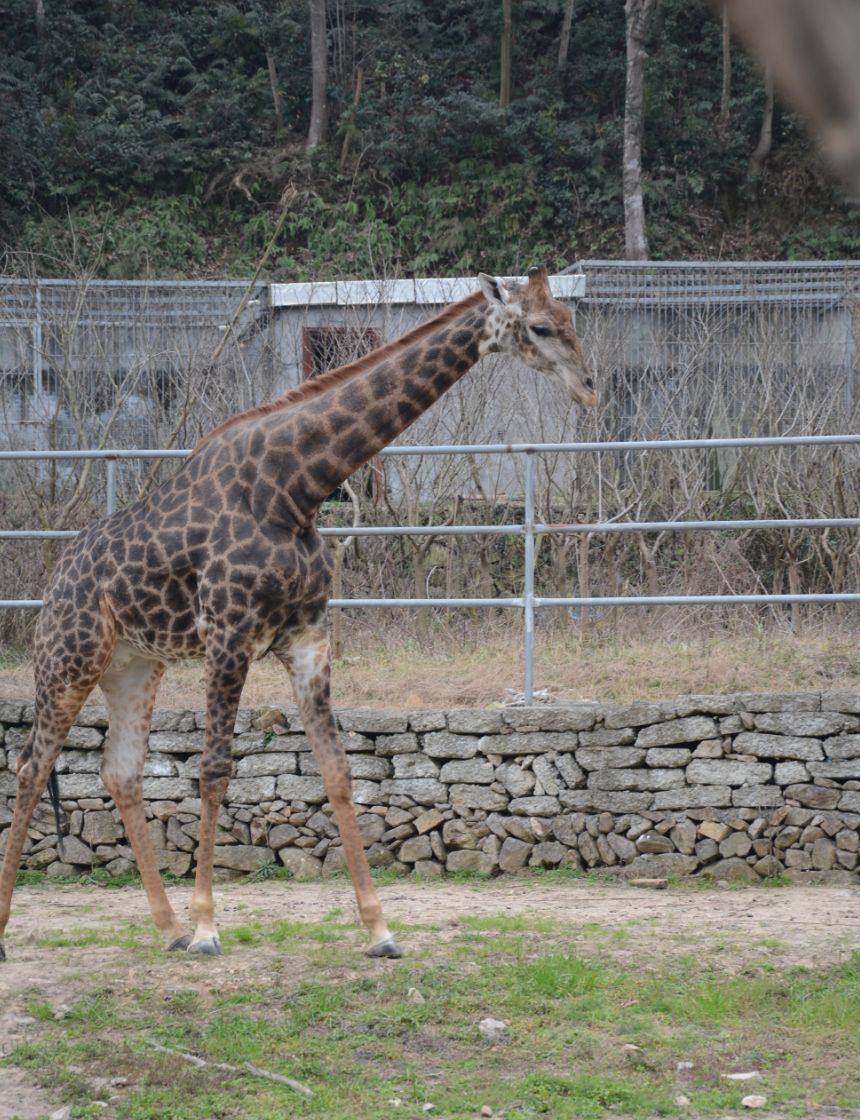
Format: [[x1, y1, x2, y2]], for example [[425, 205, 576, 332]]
[[146, 1040, 313, 1097]]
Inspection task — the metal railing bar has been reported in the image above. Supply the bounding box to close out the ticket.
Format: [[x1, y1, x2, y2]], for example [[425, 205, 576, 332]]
[[105, 459, 117, 516], [575, 259, 860, 269], [385, 434, 860, 456], [0, 277, 254, 288], [0, 531, 78, 540], [0, 449, 189, 461], [2, 435, 858, 701], [537, 593, 860, 607], [0, 433, 859, 463], [523, 455, 536, 704], [3, 516, 859, 543], [296, 597, 523, 608], [5, 592, 858, 612], [532, 516, 860, 535]]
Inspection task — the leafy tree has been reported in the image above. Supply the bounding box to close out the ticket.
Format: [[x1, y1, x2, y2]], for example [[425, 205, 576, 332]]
[[0, 0, 856, 275]]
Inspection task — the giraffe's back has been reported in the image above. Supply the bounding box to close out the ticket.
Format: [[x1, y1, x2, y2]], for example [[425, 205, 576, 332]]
[[40, 439, 333, 666]]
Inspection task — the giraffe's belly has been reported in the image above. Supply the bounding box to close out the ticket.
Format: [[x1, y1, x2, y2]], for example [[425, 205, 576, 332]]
[[106, 593, 206, 663]]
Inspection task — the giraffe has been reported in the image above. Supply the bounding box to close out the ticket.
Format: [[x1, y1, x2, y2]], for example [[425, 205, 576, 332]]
[[0, 266, 595, 961]]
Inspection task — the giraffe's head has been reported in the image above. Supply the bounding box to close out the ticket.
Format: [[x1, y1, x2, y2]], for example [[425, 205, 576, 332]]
[[477, 265, 596, 408]]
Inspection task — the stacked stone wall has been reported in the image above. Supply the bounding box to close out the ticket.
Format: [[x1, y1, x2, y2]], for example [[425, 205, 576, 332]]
[[1, 690, 859, 883]]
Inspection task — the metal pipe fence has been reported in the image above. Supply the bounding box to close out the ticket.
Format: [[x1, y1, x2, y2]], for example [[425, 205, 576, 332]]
[[1, 434, 859, 702]]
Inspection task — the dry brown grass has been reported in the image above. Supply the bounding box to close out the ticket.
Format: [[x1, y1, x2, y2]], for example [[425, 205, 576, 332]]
[[1, 610, 858, 710]]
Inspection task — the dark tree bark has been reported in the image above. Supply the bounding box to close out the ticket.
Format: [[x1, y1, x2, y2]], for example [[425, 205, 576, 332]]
[[749, 63, 774, 176], [339, 64, 364, 170], [558, 0, 576, 70], [306, 0, 328, 152], [718, 2, 731, 133], [623, 0, 659, 260], [266, 50, 285, 140], [500, 0, 512, 108]]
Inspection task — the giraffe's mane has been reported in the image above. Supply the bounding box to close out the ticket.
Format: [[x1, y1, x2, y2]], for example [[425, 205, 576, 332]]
[[190, 289, 485, 456]]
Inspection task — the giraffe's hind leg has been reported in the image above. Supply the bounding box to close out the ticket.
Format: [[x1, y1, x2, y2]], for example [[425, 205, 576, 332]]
[[187, 632, 250, 956], [99, 651, 188, 950], [278, 628, 401, 959], [0, 600, 113, 961]]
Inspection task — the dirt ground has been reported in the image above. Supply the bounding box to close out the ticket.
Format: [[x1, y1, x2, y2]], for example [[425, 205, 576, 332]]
[[2, 878, 859, 1119]]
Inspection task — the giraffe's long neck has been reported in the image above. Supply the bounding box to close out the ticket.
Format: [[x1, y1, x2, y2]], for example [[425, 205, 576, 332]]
[[267, 297, 494, 520]]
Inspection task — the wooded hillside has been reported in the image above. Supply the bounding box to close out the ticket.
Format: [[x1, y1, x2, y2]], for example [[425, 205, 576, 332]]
[[2, 0, 858, 279]]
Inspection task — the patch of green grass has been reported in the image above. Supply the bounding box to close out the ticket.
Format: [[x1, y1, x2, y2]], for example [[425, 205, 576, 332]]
[[443, 868, 495, 883], [762, 873, 792, 887], [24, 999, 55, 1022], [220, 922, 264, 947], [35, 927, 111, 949], [753, 937, 785, 950], [369, 866, 405, 885], [35, 924, 151, 950], [16, 866, 147, 890], [249, 860, 294, 882], [61, 989, 124, 1029], [529, 865, 586, 883], [784, 953, 860, 1035], [511, 1070, 674, 1119], [14, 870, 52, 887], [84, 868, 143, 889], [505, 954, 606, 1000], [459, 913, 562, 934], [5, 908, 859, 1120], [270, 918, 347, 944]]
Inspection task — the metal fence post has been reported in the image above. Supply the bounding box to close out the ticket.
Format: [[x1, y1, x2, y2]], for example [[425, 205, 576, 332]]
[[105, 457, 117, 516], [31, 280, 46, 424], [523, 452, 536, 704]]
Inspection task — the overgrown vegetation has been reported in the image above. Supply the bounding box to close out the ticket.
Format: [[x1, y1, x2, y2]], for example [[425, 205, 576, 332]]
[[4, 899, 859, 1119], [2, 0, 858, 278], [3, 597, 860, 710]]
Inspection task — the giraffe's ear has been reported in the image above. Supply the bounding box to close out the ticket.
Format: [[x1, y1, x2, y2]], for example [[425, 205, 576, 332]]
[[478, 273, 512, 307]]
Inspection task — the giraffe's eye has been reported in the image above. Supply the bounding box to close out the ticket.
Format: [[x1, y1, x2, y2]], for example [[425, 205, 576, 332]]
[[530, 324, 552, 338]]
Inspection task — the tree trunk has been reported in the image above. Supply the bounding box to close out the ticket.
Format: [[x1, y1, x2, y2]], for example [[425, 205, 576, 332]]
[[339, 64, 364, 170], [623, 0, 658, 260], [34, 0, 45, 65], [266, 50, 285, 140], [749, 63, 774, 177], [500, 0, 512, 108], [557, 0, 576, 70], [719, 2, 731, 133], [306, 0, 328, 153]]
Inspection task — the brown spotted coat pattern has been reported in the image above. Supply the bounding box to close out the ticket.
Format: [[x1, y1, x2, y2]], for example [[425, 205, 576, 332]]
[[0, 268, 593, 960]]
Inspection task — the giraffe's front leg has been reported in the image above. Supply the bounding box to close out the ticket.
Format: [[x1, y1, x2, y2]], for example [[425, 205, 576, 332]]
[[99, 654, 188, 951], [188, 640, 249, 956], [279, 631, 401, 959]]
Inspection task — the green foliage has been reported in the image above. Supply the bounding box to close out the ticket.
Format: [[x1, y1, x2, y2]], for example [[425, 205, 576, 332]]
[[784, 217, 860, 260], [1, 0, 856, 271], [512, 1070, 673, 1119]]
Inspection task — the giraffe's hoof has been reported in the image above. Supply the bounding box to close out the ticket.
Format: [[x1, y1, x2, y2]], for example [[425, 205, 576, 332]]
[[167, 934, 192, 953], [365, 937, 402, 959], [187, 936, 223, 957], [0, 942, 6, 963]]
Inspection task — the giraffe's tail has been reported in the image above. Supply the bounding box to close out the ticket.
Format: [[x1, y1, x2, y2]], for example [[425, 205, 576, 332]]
[[46, 768, 65, 857]]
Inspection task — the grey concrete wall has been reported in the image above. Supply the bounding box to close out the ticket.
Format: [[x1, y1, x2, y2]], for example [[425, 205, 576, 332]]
[[1, 690, 859, 883]]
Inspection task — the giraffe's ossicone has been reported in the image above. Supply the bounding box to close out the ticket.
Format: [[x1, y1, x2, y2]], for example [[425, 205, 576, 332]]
[[0, 267, 594, 962]]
